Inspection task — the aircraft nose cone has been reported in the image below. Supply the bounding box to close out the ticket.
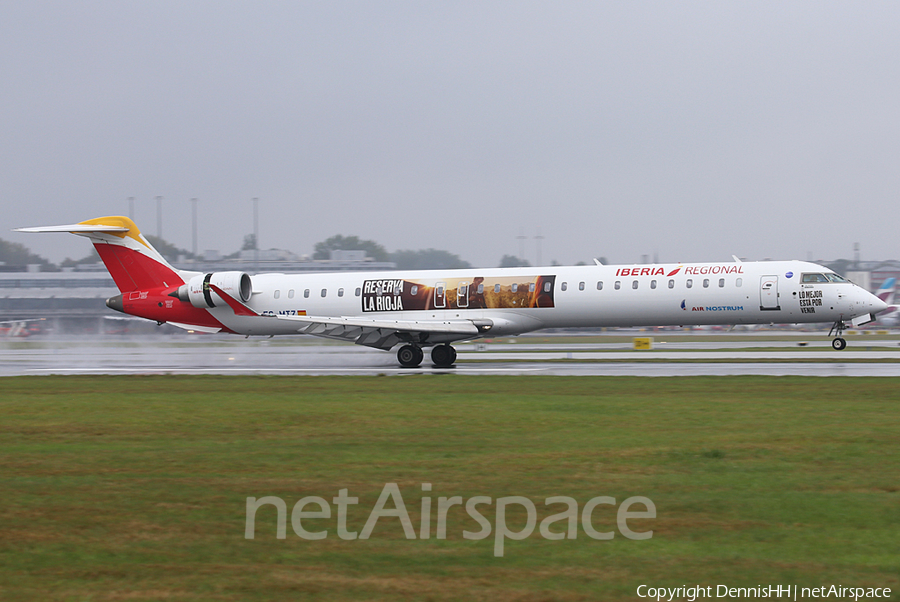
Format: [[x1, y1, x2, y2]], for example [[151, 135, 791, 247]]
[[873, 295, 889, 314]]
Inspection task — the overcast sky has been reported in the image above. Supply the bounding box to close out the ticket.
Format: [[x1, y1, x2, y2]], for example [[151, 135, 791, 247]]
[[2, 2, 899, 267]]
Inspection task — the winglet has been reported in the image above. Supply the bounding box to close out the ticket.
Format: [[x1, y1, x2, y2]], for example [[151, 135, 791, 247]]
[[207, 283, 261, 317]]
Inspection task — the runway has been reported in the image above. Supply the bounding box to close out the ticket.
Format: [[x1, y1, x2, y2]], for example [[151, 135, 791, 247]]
[[3, 334, 900, 376]]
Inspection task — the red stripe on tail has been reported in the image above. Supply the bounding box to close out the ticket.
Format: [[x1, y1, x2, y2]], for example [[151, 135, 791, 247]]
[[94, 243, 184, 292]]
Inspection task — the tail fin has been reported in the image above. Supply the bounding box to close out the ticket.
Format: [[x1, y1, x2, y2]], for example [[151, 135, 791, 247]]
[[16, 216, 190, 293], [876, 277, 896, 306]]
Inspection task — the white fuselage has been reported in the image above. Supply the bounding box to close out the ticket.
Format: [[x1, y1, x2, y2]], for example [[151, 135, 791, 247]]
[[203, 260, 885, 340]]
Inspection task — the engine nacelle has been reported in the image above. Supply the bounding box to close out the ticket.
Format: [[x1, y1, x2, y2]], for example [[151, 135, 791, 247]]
[[175, 272, 252, 309]]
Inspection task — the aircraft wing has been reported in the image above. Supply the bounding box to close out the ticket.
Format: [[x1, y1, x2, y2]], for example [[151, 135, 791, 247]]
[[0, 318, 46, 325], [274, 314, 482, 349], [209, 282, 487, 349]]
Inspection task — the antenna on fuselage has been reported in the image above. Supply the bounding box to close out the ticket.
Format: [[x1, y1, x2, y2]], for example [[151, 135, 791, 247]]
[[732, 255, 742, 263], [593, 258, 603, 266]]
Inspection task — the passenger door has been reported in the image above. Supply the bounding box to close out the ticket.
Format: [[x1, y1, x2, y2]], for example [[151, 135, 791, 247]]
[[759, 275, 780, 311]]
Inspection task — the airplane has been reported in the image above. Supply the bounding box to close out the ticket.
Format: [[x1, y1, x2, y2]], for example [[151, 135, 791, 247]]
[[872, 277, 898, 326], [0, 318, 45, 338], [16, 216, 888, 366]]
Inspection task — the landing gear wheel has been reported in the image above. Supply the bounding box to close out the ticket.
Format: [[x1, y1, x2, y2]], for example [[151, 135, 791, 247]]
[[431, 344, 457, 368], [397, 344, 423, 368], [829, 321, 848, 351]]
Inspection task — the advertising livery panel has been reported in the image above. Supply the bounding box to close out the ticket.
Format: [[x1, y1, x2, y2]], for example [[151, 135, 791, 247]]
[[362, 275, 556, 312]]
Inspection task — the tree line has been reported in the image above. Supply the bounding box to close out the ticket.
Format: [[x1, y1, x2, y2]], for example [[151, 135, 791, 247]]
[[1, 233, 528, 271]]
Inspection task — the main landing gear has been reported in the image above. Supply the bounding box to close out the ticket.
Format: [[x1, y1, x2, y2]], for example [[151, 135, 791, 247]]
[[829, 321, 847, 350], [396, 344, 457, 368], [430, 344, 457, 368], [397, 344, 425, 368]]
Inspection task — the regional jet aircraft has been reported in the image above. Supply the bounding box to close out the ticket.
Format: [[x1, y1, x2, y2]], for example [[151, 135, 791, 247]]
[[17, 217, 888, 367]]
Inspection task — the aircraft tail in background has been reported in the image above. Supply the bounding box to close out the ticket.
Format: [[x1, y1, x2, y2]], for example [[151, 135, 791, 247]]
[[875, 277, 895, 306]]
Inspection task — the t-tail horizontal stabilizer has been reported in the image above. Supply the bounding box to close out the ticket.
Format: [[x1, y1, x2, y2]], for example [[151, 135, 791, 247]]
[[15, 224, 130, 234]]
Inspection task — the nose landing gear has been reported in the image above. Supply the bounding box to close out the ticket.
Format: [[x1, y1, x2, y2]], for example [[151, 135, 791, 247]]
[[829, 321, 847, 350]]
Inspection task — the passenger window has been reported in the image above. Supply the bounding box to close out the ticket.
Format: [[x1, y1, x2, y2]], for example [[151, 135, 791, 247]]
[[355, 287, 361, 296], [477, 283, 484, 294], [735, 278, 742, 287], [632, 280, 638, 289], [304, 289, 310, 298], [561, 282, 568, 291], [512, 283, 518, 293], [718, 278, 725, 288], [650, 280, 657, 289], [321, 288, 327, 297], [494, 284, 501, 294], [686, 279, 693, 288], [544, 282, 551, 293], [338, 288, 344, 297], [615, 281, 621, 290], [411, 285, 418, 296], [274, 290, 280, 299], [703, 279, 709, 288], [578, 281, 585, 291], [668, 279, 674, 289], [529, 282, 535, 292], [288, 289, 295, 299], [597, 281, 603, 290]]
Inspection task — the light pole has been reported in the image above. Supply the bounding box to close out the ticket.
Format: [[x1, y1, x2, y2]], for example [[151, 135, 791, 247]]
[[155, 196, 163, 239], [516, 228, 526, 264], [191, 198, 198, 258], [252, 197, 259, 268], [534, 229, 544, 267]]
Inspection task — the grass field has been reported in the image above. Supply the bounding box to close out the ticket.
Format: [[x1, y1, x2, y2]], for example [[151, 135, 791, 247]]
[[1, 376, 898, 601]]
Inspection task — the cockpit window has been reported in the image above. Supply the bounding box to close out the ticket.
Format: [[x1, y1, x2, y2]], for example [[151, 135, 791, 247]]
[[802, 272, 848, 284]]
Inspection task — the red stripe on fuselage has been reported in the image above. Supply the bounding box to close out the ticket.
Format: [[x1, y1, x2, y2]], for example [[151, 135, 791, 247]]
[[122, 289, 231, 331]]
